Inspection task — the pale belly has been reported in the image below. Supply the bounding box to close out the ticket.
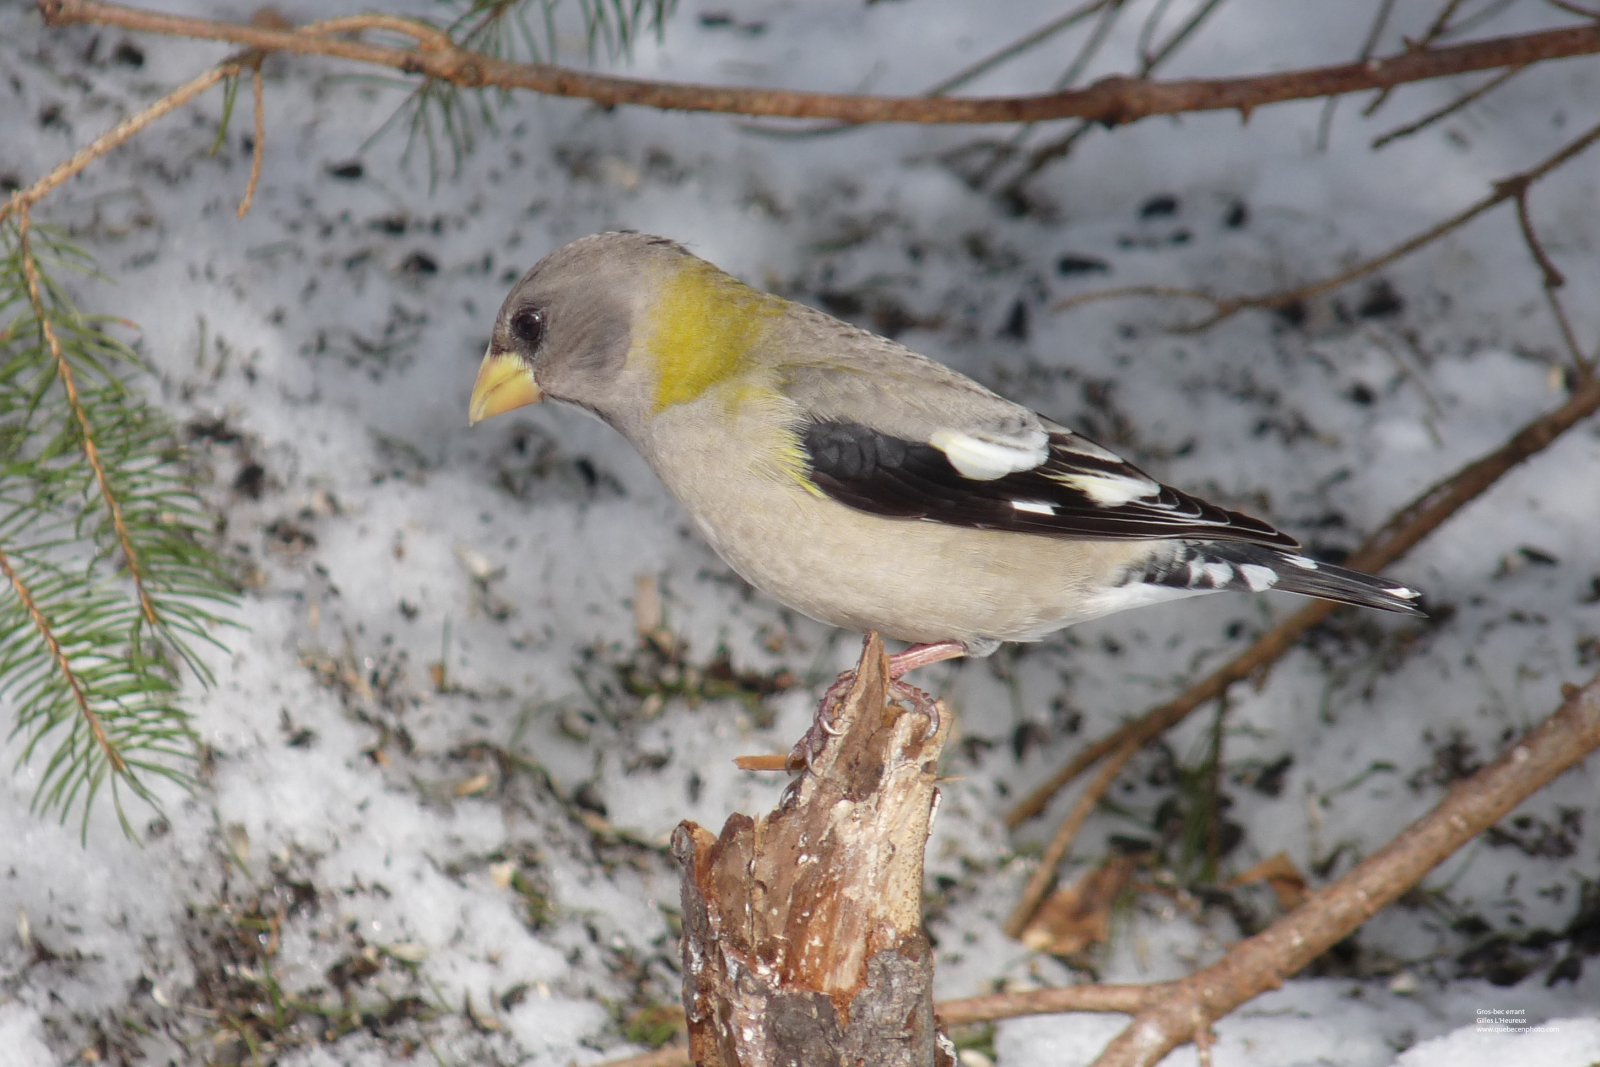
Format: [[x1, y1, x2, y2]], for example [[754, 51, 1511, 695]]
[[665, 455, 1151, 649], [633, 394, 1163, 650]]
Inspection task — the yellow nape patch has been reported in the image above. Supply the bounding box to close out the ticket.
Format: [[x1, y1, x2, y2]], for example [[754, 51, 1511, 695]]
[[642, 260, 783, 411]]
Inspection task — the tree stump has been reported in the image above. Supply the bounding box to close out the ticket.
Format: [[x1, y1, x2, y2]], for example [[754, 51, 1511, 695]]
[[671, 633, 956, 1067]]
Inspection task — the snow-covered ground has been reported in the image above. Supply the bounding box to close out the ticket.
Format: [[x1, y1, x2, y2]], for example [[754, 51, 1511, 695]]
[[3, 2, 1598, 1065]]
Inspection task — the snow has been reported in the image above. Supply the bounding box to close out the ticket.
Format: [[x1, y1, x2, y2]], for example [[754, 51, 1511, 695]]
[[3, 1, 1598, 1065]]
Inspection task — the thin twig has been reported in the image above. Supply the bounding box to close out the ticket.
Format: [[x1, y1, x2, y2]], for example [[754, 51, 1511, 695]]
[[1370, 64, 1524, 149], [1364, 0, 1472, 116], [1007, 368, 1600, 832], [1544, 0, 1600, 16], [1508, 184, 1592, 378], [38, 0, 1600, 128], [928, 0, 1119, 98], [0, 59, 243, 227], [1315, 0, 1397, 150], [1052, 117, 1600, 332], [1090, 671, 1600, 1067], [1053, 283, 1215, 315], [236, 60, 265, 219], [1000, 0, 1227, 193], [1513, 188, 1567, 290], [961, 0, 1130, 187], [16, 213, 157, 629], [939, 982, 1154, 1026], [0, 541, 124, 773], [1005, 738, 1140, 938]]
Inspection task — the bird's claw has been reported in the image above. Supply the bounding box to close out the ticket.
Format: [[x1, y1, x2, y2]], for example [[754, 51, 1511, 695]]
[[785, 668, 943, 775]]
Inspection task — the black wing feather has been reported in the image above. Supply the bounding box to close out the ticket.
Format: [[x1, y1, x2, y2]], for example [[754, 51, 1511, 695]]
[[800, 419, 1297, 547]]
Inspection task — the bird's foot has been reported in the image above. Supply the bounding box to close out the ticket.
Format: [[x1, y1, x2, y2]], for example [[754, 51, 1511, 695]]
[[785, 672, 854, 773], [785, 640, 966, 773]]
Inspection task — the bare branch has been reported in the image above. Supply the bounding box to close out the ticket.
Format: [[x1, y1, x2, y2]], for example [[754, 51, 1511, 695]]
[[37, 0, 1600, 128], [1007, 368, 1600, 832], [1090, 670, 1600, 1067]]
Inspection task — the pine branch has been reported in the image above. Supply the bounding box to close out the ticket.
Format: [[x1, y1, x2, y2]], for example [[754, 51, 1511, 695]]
[[1, 217, 237, 838]]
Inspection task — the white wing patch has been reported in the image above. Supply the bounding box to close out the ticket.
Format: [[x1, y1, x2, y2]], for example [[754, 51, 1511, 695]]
[[1010, 499, 1056, 516], [929, 428, 1049, 481], [1055, 470, 1160, 508]]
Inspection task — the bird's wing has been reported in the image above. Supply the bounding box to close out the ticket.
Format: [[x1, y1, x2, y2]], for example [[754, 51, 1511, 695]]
[[780, 359, 1297, 547]]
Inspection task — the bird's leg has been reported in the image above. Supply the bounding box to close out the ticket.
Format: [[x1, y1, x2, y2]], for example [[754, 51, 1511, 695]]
[[886, 640, 966, 739], [887, 640, 968, 677], [787, 640, 968, 772]]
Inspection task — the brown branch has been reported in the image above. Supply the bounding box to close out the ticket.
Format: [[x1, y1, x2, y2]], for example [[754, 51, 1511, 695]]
[[1090, 670, 1600, 1067], [38, 0, 1600, 127], [1006, 367, 1600, 834], [1364, 0, 1479, 117], [0, 531, 124, 774]]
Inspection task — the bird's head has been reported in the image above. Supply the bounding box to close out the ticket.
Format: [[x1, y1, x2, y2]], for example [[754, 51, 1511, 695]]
[[469, 231, 782, 436]]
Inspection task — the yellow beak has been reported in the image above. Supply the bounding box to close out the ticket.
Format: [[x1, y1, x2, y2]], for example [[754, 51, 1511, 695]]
[[468, 350, 543, 425]]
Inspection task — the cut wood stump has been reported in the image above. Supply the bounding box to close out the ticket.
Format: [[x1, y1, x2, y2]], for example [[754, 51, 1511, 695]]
[[671, 633, 956, 1067]]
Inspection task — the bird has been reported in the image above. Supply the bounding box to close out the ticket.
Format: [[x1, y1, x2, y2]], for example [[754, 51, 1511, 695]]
[[468, 231, 1423, 691]]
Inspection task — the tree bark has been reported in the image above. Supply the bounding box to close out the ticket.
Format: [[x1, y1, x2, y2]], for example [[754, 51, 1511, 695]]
[[672, 634, 955, 1067]]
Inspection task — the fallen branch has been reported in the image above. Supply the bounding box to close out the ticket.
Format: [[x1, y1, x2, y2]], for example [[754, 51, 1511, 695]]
[[605, 669, 1600, 1067], [1091, 670, 1600, 1066], [39, 0, 1600, 127], [1004, 368, 1600, 932]]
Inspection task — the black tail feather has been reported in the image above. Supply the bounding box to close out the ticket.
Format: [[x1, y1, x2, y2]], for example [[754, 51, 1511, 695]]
[[1137, 541, 1427, 616], [1209, 543, 1426, 616]]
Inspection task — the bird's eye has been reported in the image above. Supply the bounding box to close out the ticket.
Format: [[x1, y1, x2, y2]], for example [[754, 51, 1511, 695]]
[[509, 307, 545, 348]]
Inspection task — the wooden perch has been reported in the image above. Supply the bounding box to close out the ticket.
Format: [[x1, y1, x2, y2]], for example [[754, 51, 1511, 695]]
[[671, 634, 955, 1067]]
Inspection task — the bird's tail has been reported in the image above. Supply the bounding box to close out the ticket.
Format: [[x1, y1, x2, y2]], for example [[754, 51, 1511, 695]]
[[1149, 541, 1426, 616]]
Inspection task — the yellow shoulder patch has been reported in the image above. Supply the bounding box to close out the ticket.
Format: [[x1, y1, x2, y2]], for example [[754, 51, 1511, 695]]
[[640, 260, 784, 411]]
